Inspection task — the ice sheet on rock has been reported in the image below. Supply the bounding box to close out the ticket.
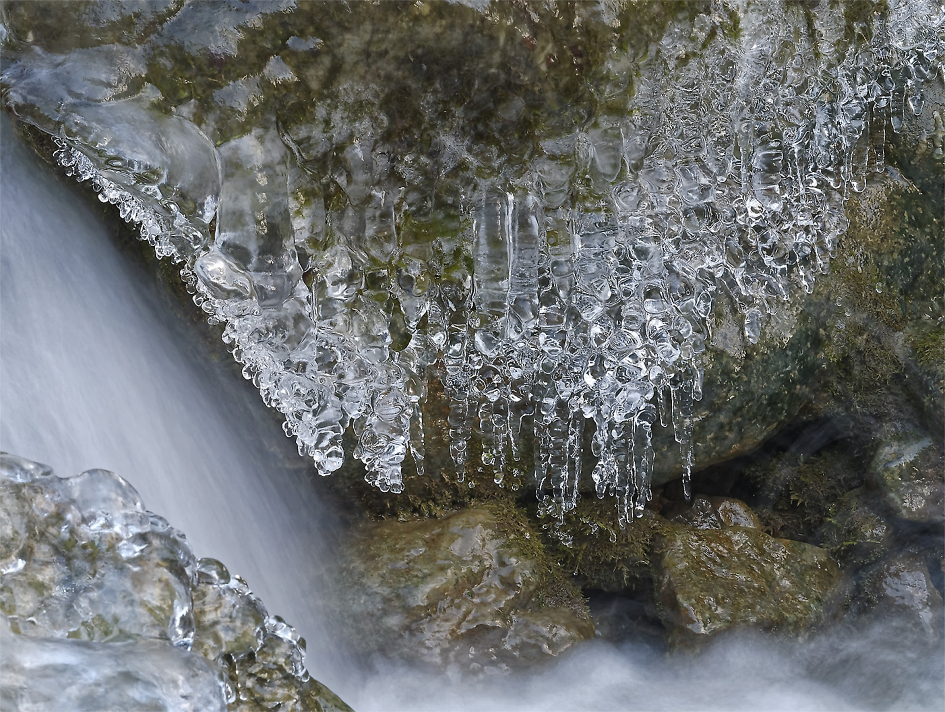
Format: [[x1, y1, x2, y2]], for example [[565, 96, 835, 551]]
[[2, 0, 942, 519], [0, 618, 226, 712], [0, 453, 351, 712]]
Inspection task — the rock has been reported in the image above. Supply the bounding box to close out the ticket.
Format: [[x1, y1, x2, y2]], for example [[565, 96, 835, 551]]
[[869, 435, 944, 523], [655, 524, 842, 648], [815, 487, 893, 569], [665, 495, 761, 530], [336, 505, 593, 674], [0, 453, 352, 712], [867, 555, 944, 641]]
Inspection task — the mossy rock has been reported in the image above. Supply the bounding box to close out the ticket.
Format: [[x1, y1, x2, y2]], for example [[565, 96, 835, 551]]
[[868, 434, 945, 524], [333, 503, 592, 675], [815, 487, 893, 570], [655, 524, 842, 648]]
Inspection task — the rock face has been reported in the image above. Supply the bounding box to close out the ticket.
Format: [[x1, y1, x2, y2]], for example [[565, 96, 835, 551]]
[[0, 453, 352, 712], [867, 555, 944, 641], [869, 435, 944, 524], [655, 524, 842, 647], [336, 506, 593, 674]]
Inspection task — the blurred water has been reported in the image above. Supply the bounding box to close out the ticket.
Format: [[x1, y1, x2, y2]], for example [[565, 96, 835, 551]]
[[0, 115, 352, 695]]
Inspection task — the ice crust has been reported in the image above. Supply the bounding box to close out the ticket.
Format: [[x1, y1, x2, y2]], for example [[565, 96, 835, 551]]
[[1, 0, 942, 521], [0, 453, 346, 711]]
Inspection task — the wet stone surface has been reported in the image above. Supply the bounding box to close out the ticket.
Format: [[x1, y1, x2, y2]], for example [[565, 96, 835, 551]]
[[655, 524, 842, 648], [869, 434, 945, 525], [335, 506, 593, 675], [866, 554, 944, 642]]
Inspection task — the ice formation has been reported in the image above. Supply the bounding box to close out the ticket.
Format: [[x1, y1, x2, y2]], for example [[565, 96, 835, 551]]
[[1, 0, 942, 522], [0, 453, 351, 712]]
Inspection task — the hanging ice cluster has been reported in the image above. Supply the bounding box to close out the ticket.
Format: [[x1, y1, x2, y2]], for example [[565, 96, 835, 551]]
[[2, 0, 942, 522]]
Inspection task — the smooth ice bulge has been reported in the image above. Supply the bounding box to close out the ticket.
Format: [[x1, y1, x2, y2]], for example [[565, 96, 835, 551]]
[[1, 0, 942, 521]]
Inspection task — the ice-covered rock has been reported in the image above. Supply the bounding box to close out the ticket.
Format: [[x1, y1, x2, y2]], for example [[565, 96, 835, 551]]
[[2, 0, 943, 520], [0, 453, 352, 712]]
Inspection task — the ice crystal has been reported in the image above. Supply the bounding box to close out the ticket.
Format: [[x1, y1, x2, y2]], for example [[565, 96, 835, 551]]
[[2, 0, 942, 521]]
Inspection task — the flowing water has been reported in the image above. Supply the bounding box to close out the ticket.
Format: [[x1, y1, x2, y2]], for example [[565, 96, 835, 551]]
[[3, 112, 943, 712]]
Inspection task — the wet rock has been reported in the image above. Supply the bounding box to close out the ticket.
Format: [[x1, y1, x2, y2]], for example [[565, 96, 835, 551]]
[[655, 524, 842, 648], [866, 555, 944, 641], [869, 435, 944, 524], [665, 495, 761, 530], [336, 506, 593, 675], [816, 487, 893, 569]]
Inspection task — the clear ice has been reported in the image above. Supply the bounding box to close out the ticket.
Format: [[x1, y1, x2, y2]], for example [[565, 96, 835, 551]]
[[1, 0, 942, 521], [0, 453, 350, 711]]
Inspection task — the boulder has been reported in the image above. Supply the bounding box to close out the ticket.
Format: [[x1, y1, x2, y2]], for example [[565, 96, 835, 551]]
[[335, 506, 593, 675], [655, 524, 842, 648], [869, 435, 944, 524], [866, 554, 943, 641]]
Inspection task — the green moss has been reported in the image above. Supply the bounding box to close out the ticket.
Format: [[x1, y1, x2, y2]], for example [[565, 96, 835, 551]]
[[539, 498, 672, 595], [912, 325, 945, 369], [748, 443, 869, 543]]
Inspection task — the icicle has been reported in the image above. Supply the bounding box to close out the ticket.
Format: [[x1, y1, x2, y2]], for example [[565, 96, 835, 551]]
[[18, 0, 940, 517]]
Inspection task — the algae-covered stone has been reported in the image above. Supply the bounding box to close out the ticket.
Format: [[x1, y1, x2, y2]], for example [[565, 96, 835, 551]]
[[655, 525, 842, 647], [869, 435, 944, 524], [337, 506, 593, 674]]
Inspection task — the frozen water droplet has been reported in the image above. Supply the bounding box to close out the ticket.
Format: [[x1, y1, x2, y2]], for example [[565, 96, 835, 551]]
[[744, 309, 762, 345]]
